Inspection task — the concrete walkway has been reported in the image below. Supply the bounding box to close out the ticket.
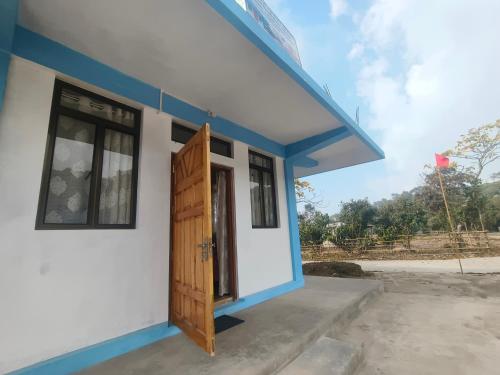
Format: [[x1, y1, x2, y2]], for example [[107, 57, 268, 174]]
[[80, 277, 382, 375], [339, 272, 500, 375], [352, 256, 500, 274]]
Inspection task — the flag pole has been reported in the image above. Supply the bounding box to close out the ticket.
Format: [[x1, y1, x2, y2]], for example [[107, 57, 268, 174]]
[[436, 166, 463, 275]]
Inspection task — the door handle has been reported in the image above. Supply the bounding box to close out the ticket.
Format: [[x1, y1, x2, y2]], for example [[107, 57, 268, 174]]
[[197, 239, 213, 261]]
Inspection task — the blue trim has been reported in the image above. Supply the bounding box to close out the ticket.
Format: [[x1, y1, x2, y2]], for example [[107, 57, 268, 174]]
[[11, 24, 382, 161], [0, 51, 10, 110], [283, 158, 304, 284], [293, 156, 319, 168], [286, 127, 351, 160], [214, 280, 303, 317], [0, 0, 17, 52], [163, 93, 285, 157], [9, 280, 302, 375], [205, 0, 384, 160], [0, 0, 18, 111], [12, 26, 285, 158], [8, 323, 181, 375], [13, 26, 160, 109]]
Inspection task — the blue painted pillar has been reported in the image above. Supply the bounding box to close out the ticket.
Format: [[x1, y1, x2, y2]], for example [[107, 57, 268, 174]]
[[284, 158, 304, 286], [0, 0, 18, 111]]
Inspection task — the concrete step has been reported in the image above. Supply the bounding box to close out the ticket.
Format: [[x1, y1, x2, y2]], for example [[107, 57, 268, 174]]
[[279, 337, 363, 375], [82, 277, 382, 375]]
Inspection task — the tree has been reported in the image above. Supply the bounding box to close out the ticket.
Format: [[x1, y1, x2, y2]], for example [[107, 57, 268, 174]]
[[415, 165, 483, 230], [329, 199, 376, 251], [336, 199, 376, 238], [295, 178, 321, 205], [374, 193, 427, 247], [445, 120, 500, 178], [480, 181, 500, 231], [298, 204, 331, 245]]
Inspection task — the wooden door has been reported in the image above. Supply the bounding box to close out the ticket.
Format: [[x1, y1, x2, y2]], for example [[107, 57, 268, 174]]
[[171, 123, 215, 355]]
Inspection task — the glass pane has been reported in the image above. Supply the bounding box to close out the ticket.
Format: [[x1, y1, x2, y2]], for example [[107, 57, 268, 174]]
[[249, 152, 271, 169], [249, 153, 262, 167], [249, 168, 263, 226], [171, 123, 195, 144], [60, 89, 135, 128], [45, 116, 95, 224], [99, 130, 134, 224], [210, 138, 232, 158], [262, 171, 276, 227]]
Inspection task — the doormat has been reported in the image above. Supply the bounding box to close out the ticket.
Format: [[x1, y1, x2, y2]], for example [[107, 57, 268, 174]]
[[215, 315, 245, 334]]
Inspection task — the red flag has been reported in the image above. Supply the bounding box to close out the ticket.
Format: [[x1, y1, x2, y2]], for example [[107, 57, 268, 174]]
[[435, 153, 449, 168]]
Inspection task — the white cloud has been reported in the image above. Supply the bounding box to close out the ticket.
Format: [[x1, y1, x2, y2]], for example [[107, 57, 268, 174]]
[[262, 0, 500, 209], [347, 43, 364, 60], [356, 0, 500, 191], [330, 0, 348, 18]]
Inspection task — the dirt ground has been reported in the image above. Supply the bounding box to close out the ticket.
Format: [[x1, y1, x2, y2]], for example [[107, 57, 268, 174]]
[[338, 272, 500, 375], [302, 261, 372, 278]]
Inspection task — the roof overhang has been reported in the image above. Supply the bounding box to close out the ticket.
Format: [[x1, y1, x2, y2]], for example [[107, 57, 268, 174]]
[[16, 0, 384, 177]]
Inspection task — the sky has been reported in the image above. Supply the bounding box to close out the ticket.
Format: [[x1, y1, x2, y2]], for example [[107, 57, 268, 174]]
[[264, 0, 500, 214]]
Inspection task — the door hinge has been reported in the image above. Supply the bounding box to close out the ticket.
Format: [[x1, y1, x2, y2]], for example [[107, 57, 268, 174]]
[[197, 238, 213, 261]]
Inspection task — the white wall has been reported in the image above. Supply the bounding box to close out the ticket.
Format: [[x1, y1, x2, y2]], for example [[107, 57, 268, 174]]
[[0, 57, 292, 373]]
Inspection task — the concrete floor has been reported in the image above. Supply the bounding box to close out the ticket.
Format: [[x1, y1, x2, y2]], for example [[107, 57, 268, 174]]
[[80, 277, 382, 375], [339, 272, 500, 375], [352, 256, 500, 273]]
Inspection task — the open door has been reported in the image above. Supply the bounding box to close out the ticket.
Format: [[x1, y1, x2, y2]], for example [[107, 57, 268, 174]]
[[171, 123, 215, 355]]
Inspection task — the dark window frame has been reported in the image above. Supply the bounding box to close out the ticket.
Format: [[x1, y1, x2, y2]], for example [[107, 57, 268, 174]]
[[35, 80, 141, 230], [248, 150, 278, 229], [171, 122, 233, 158]]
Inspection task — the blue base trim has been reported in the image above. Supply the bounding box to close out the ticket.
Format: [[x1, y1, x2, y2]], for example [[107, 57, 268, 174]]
[[8, 323, 181, 375], [9, 280, 302, 375], [214, 280, 303, 317]]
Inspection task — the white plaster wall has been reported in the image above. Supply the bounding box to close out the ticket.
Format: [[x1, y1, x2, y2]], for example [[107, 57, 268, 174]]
[[0, 57, 292, 372]]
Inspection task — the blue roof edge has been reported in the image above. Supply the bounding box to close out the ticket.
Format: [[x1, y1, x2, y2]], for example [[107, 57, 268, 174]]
[[205, 0, 385, 160]]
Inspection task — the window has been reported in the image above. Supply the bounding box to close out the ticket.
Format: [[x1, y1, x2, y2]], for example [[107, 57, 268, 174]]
[[36, 80, 140, 229], [248, 151, 277, 228], [172, 122, 232, 158]]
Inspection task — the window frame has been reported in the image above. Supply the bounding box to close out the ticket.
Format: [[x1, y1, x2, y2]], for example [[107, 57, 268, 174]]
[[171, 122, 233, 158], [35, 80, 141, 230], [248, 150, 278, 229]]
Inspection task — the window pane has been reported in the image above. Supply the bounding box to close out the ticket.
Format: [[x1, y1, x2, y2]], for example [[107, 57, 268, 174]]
[[173, 123, 233, 158], [249, 153, 262, 167], [98, 130, 134, 224], [60, 89, 135, 127], [44, 116, 95, 224], [249, 168, 263, 226], [262, 171, 276, 227], [210, 138, 232, 158], [172, 123, 195, 144], [249, 152, 271, 169]]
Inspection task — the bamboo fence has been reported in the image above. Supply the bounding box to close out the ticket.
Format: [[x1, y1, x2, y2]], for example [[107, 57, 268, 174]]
[[302, 231, 497, 261]]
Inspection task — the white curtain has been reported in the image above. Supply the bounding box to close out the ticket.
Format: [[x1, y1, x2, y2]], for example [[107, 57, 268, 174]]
[[99, 130, 133, 224], [213, 171, 229, 296]]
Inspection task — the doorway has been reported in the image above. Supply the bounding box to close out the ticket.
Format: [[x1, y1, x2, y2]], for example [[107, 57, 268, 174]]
[[211, 164, 237, 307], [168, 157, 237, 327]]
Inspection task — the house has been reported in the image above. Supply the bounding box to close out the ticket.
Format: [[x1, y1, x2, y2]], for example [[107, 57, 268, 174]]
[[0, 0, 384, 373]]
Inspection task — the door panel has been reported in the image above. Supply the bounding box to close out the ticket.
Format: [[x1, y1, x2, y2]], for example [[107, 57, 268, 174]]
[[171, 123, 215, 355]]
